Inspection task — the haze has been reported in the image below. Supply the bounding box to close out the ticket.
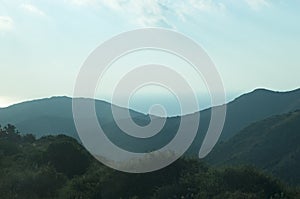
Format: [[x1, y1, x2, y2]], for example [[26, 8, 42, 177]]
[[0, 0, 299, 113]]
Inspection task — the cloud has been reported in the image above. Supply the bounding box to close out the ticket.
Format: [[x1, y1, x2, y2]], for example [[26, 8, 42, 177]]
[[65, 0, 227, 27], [245, 0, 269, 10], [171, 0, 226, 22], [98, 0, 172, 27], [0, 16, 14, 31], [183, 0, 225, 12], [98, 0, 226, 27], [68, 0, 97, 6], [66, 0, 269, 27], [21, 3, 46, 16]]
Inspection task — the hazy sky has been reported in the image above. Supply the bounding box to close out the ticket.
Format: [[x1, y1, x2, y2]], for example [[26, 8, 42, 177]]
[[0, 0, 299, 109]]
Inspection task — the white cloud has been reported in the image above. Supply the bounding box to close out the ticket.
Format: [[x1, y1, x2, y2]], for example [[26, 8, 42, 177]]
[[185, 0, 223, 12], [172, 0, 226, 22], [98, 0, 173, 27], [99, 0, 123, 10], [21, 3, 46, 16], [65, 0, 271, 28], [68, 0, 97, 6], [245, 0, 269, 10], [98, 0, 226, 27], [0, 16, 14, 31], [64, 0, 228, 27], [66, 0, 271, 27]]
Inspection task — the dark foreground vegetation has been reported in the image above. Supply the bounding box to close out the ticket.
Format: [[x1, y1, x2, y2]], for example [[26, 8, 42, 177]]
[[0, 124, 299, 199]]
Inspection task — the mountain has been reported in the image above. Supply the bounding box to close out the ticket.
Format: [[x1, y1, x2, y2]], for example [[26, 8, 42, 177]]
[[202, 88, 300, 141], [0, 97, 150, 139], [185, 88, 300, 154], [205, 110, 300, 185], [0, 88, 299, 155]]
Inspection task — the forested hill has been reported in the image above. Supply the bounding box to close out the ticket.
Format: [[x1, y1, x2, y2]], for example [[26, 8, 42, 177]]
[[0, 125, 299, 199], [206, 110, 300, 185], [213, 88, 300, 140]]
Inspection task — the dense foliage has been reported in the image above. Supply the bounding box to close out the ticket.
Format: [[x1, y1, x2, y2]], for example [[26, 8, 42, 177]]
[[0, 125, 299, 199]]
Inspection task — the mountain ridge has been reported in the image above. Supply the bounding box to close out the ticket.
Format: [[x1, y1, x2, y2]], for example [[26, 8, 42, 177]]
[[0, 88, 299, 154], [2, 87, 300, 116], [205, 109, 300, 185]]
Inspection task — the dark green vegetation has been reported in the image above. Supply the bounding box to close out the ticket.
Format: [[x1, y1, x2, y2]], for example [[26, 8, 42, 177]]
[[0, 125, 299, 199], [206, 110, 300, 185]]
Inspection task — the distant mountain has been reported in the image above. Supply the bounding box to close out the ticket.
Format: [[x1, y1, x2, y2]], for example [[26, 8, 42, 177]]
[[0, 97, 150, 139], [0, 88, 299, 155], [186, 88, 300, 154], [205, 110, 300, 185], [218, 88, 300, 140]]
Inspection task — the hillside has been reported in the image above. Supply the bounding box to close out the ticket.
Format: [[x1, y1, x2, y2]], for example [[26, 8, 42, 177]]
[[0, 125, 299, 199], [219, 88, 300, 140], [0, 88, 299, 156], [0, 97, 150, 139], [184, 88, 300, 154], [206, 110, 300, 185]]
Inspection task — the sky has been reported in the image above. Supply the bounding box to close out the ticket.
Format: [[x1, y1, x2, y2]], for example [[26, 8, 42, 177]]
[[0, 0, 299, 114]]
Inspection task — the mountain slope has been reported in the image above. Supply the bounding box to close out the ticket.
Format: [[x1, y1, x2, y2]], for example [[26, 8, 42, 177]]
[[0, 97, 150, 139], [0, 88, 299, 155], [219, 88, 300, 140], [187, 88, 300, 154], [205, 110, 300, 185]]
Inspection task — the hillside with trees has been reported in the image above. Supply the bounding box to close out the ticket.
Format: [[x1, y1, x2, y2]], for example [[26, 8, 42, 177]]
[[206, 110, 300, 185], [0, 124, 299, 199]]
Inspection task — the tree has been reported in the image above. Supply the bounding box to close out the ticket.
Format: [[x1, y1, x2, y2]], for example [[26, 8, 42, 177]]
[[45, 141, 91, 178]]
